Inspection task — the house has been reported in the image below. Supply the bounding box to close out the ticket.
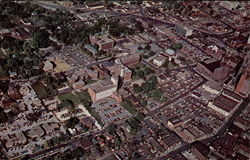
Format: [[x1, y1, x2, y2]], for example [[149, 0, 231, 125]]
[[26, 125, 44, 139], [42, 122, 60, 134], [175, 23, 193, 37], [58, 1, 73, 7], [86, 3, 105, 10], [43, 98, 59, 110], [206, 45, 224, 60], [155, 25, 178, 39], [20, 19, 32, 25], [11, 28, 31, 40], [1, 132, 27, 148], [80, 138, 93, 150], [153, 55, 166, 67]]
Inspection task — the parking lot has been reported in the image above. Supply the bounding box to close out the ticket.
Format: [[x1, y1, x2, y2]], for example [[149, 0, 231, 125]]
[[53, 46, 94, 67], [92, 98, 131, 126]]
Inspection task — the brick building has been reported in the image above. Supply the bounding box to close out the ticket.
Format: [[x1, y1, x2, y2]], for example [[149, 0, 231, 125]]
[[89, 34, 114, 51]]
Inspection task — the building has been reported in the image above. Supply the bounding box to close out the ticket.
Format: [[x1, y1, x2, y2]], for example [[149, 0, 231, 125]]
[[120, 53, 140, 66], [167, 117, 183, 129], [202, 81, 222, 95], [155, 25, 178, 39], [84, 44, 98, 56], [72, 80, 85, 89], [196, 59, 229, 82], [88, 79, 117, 101], [27, 125, 44, 139], [220, 1, 240, 10], [58, 1, 73, 7], [43, 61, 54, 72], [208, 95, 238, 116], [206, 45, 224, 60], [153, 55, 166, 67], [191, 142, 210, 160], [222, 89, 242, 103], [120, 65, 132, 82], [175, 24, 193, 37], [11, 28, 31, 40], [235, 73, 250, 95], [86, 3, 105, 10], [1, 132, 27, 148], [20, 18, 32, 25], [89, 34, 114, 51]]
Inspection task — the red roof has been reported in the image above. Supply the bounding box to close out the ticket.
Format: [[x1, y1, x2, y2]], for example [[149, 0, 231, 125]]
[[235, 73, 247, 93]]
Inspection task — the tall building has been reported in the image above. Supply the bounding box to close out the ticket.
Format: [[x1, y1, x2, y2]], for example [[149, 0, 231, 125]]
[[175, 24, 193, 37], [87, 78, 118, 101], [89, 34, 114, 51], [120, 66, 132, 82]]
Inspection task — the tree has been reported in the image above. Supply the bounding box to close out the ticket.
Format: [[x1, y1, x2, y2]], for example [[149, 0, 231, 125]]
[[120, 100, 137, 115], [144, 44, 151, 50], [65, 117, 79, 129], [137, 46, 143, 50], [0, 107, 8, 124], [142, 76, 157, 93], [72, 147, 84, 158], [137, 70, 145, 78], [140, 99, 147, 106], [170, 42, 183, 50], [133, 84, 143, 93], [135, 21, 144, 33], [30, 29, 50, 48], [107, 124, 116, 134], [135, 112, 146, 121]]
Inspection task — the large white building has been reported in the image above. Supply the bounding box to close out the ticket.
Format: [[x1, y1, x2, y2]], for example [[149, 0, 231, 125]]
[[88, 78, 118, 101], [153, 55, 166, 67], [220, 1, 240, 10], [202, 81, 222, 95]]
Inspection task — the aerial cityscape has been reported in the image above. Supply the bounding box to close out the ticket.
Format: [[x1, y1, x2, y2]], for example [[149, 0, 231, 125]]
[[0, 1, 249, 160]]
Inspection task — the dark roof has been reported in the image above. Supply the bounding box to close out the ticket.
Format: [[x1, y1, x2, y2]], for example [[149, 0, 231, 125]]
[[192, 142, 210, 157], [213, 95, 238, 112], [80, 139, 93, 149], [200, 60, 221, 72], [223, 89, 242, 102]]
